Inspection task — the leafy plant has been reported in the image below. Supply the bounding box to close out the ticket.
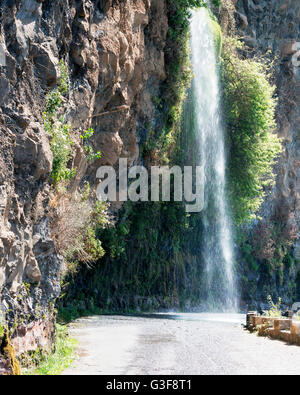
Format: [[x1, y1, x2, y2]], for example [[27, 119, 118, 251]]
[[44, 61, 69, 115], [45, 89, 62, 116], [46, 120, 75, 184], [80, 128, 94, 140], [43, 61, 75, 185], [44, 63, 102, 184], [0, 307, 5, 340], [50, 186, 109, 271], [221, 37, 282, 224], [208, 13, 222, 57], [24, 325, 77, 376], [0, 325, 4, 339], [263, 295, 282, 318], [58, 59, 70, 96], [80, 128, 102, 162]]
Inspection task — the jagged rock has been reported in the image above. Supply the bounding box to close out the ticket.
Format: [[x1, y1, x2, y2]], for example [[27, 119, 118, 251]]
[[0, 78, 9, 106], [30, 43, 58, 87], [0, 0, 168, 369], [236, 12, 248, 30], [242, 35, 256, 48], [233, 0, 300, 304], [25, 252, 41, 283]]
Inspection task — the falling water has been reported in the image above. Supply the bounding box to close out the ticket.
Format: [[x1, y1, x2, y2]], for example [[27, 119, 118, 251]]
[[190, 8, 237, 311]]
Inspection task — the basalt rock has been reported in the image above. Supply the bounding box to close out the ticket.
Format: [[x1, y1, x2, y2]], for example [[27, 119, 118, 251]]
[[230, 0, 300, 306], [0, 0, 168, 373]]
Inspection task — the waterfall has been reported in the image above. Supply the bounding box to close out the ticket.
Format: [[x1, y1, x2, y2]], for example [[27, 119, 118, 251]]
[[190, 8, 237, 311]]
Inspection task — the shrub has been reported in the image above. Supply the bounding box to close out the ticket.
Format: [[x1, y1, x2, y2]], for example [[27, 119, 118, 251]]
[[25, 324, 77, 376], [44, 63, 101, 184], [0, 308, 5, 340], [0, 325, 4, 339], [221, 37, 282, 224], [58, 60, 70, 96], [50, 186, 109, 271], [43, 61, 74, 185], [44, 89, 63, 116], [80, 128, 101, 162], [45, 120, 76, 184], [263, 295, 282, 318]]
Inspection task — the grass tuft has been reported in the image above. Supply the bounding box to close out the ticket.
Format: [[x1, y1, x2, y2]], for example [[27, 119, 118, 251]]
[[24, 325, 77, 376]]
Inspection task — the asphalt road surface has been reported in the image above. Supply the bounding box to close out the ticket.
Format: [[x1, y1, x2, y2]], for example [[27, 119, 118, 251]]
[[62, 313, 300, 375]]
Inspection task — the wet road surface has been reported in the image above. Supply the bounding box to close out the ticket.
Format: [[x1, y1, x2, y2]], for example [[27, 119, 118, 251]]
[[62, 313, 300, 375]]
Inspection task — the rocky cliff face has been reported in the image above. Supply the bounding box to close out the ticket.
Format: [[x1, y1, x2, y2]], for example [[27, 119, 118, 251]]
[[229, 0, 300, 305], [236, 0, 300, 251], [1, 0, 299, 373], [0, 0, 168, 373]]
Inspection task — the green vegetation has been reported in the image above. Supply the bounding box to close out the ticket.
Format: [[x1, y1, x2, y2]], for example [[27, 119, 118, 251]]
[[43, 62, 107, 269], [80, 128, 102, 162], [0, 310, 5, 340], [58, 300, 102, 324], [58, 60, 70, 96], [238, 219, 298, 304], [51, 185, 108, 275], [0, 325, 4, 339], [218, 22, 295, 303], [208, 12, 223, 57], [221, 37, 282, 224], [25, 325, 77, 375], [58, 200, 204, 315], [263, 295, 282, 318], [3, 328, 21, 375], [43, 61, 73, 184], [226, 33, 296, 300], [43, 61, 101, 185], [143, 0, 222, 163], [58, 1, 212, 315], [45, 119, 75, 184]]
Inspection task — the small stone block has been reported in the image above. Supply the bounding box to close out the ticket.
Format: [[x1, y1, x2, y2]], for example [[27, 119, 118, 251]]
[[291, 322, 300, 336]]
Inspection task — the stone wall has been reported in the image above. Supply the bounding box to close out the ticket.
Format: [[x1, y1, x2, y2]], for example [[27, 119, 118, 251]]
[[247, 312, 300, 345]]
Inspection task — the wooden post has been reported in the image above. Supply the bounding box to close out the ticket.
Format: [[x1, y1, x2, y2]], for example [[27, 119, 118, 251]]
[[274, 319, 280, 335]]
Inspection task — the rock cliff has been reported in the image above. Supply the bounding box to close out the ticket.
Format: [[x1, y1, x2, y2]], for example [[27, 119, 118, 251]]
[[0, 0, 168, 373], [236, 0, 300, 252], [1, 0, 300, 374], [226, 0, 300, 306]]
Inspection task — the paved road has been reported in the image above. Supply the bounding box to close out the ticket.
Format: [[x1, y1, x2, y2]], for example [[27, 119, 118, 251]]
[[62, 313, 300, 375]]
